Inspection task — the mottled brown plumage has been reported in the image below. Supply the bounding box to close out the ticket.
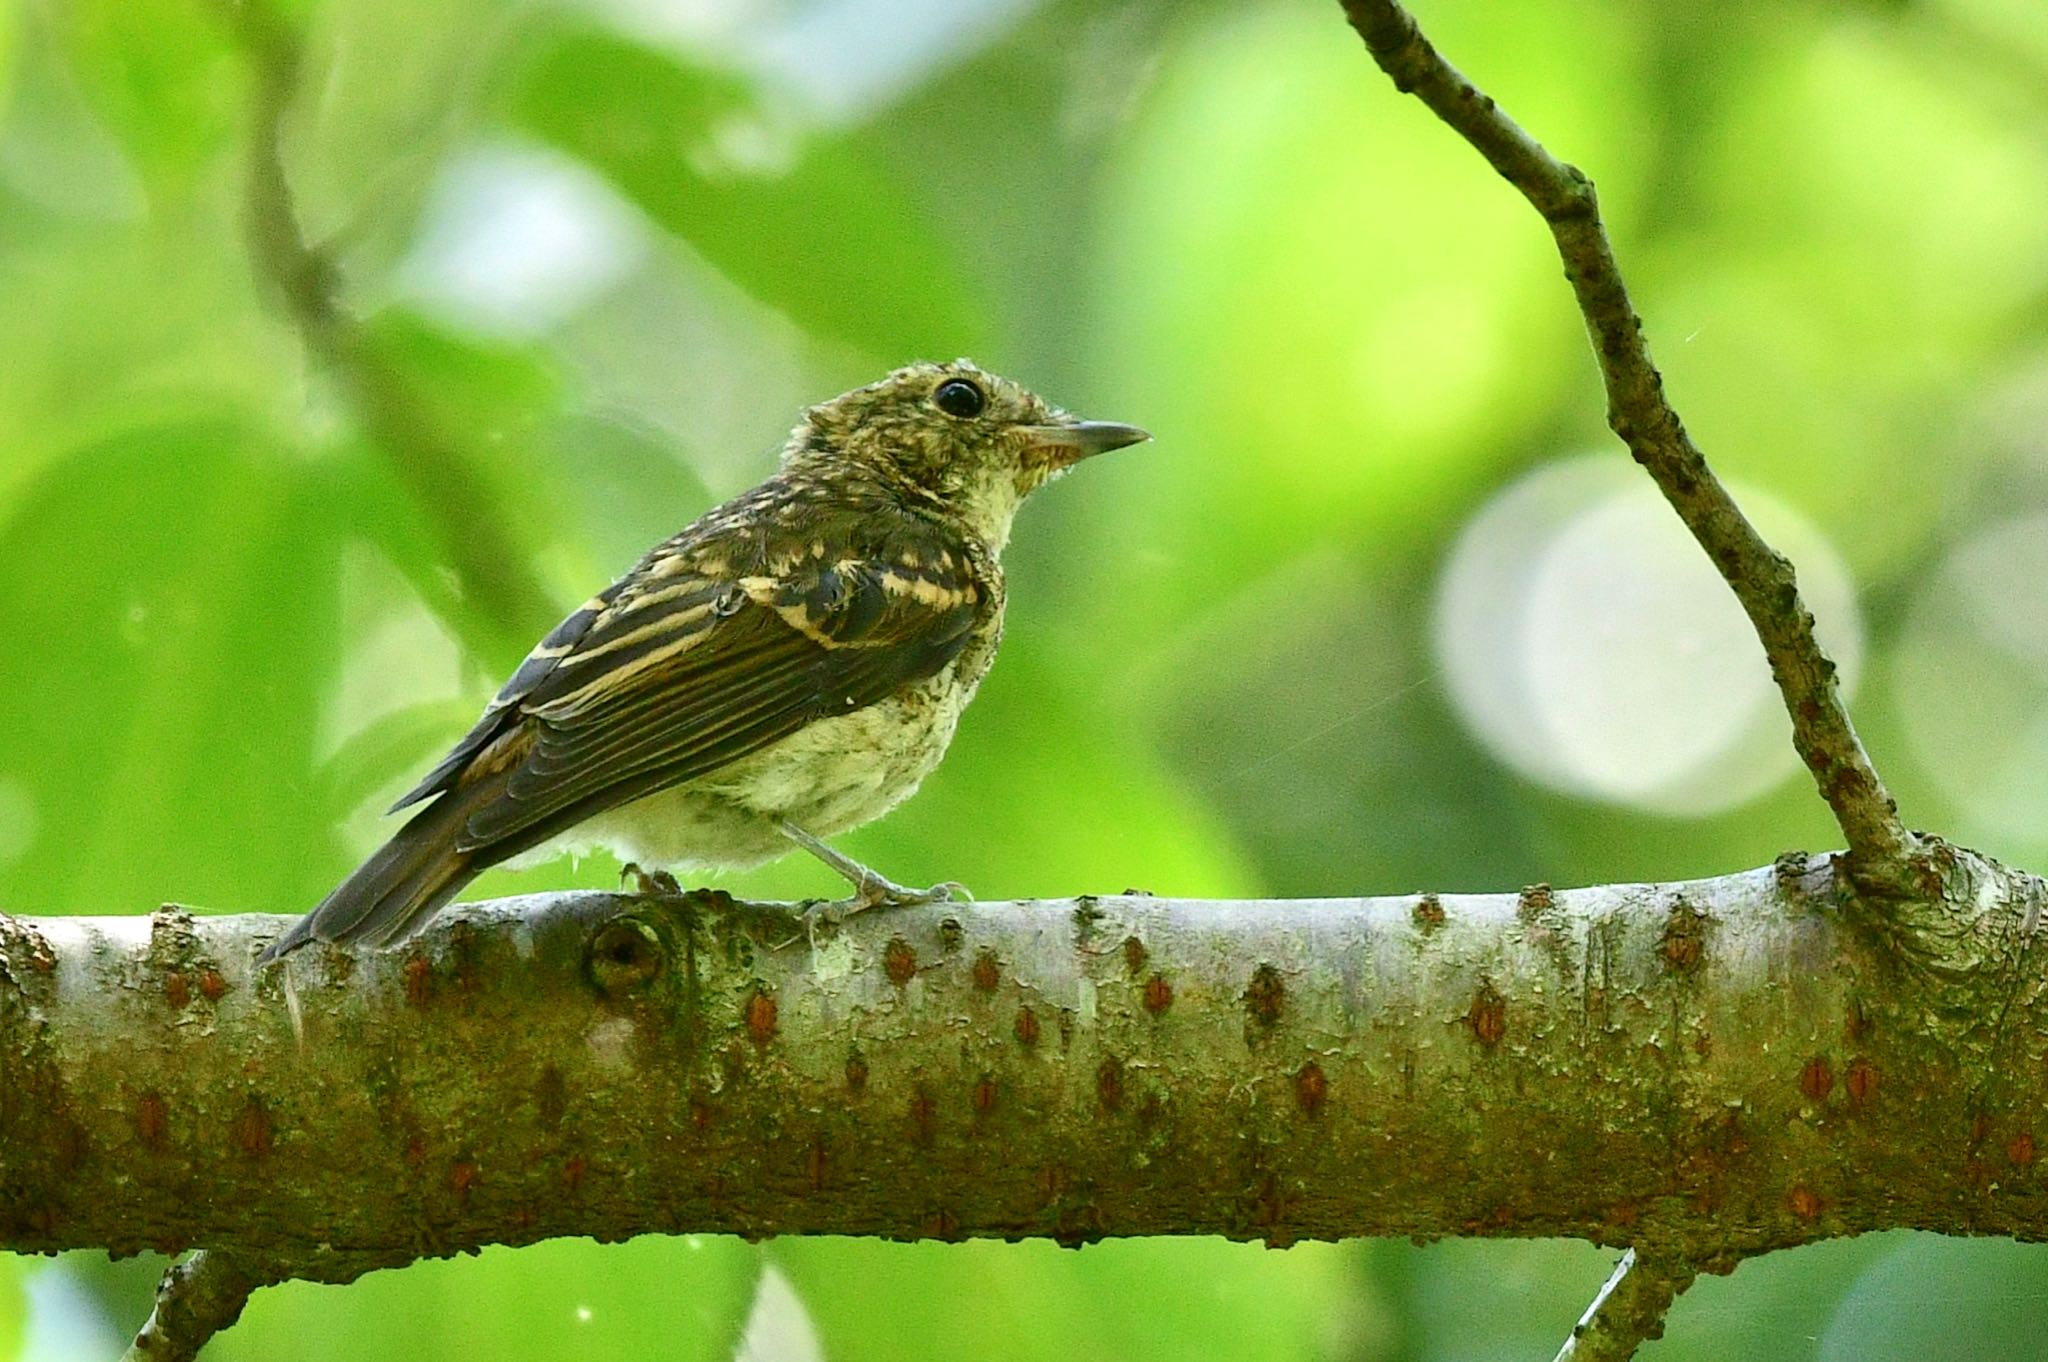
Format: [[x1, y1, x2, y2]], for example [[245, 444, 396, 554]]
[[260, 361, 1147, 961]]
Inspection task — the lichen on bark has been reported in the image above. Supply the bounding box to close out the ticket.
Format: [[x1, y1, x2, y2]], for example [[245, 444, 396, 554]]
[[5, 848, 2043, 1274]]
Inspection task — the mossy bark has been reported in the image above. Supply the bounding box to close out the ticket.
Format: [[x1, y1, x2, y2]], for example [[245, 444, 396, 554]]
[[2, 846, 2044, 1275]]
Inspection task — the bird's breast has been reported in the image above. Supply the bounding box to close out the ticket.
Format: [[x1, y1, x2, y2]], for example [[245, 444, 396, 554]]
[[708, 628, 996, 835]]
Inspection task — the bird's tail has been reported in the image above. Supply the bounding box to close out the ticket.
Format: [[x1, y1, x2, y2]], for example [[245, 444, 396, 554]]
[[258, 778, 496, 964]]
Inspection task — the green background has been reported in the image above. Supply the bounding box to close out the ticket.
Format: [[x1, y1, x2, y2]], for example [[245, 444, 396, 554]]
[[4, 0, 2048, 1356]]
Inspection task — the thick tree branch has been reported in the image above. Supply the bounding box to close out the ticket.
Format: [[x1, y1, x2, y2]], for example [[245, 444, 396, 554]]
[[4, 849, 2045, 1288], [1335, 0, 1914, 889]]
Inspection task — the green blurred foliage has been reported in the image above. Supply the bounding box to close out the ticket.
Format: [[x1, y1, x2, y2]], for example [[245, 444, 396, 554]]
[[214, 1236, 760, 1362], [0, 424, 345, 911], [1095, 0, 1640, 600], [3, 0, 2048, 1356], [0, 1256, 20, 1362], [505, 28, 989, 359], [773, 1237, 1361, 1361]]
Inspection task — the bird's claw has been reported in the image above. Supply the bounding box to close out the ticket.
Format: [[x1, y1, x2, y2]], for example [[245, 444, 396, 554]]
[[853, 875, 969, 911], [795, 878, 971, 941], [620, 862, 682, 897]]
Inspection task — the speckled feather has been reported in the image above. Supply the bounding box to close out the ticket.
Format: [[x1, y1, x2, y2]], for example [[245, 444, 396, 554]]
[[259, 361, 1144, 960]]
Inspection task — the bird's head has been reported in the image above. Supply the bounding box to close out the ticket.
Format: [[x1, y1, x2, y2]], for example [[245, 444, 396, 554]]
[[785, 360, 1150, 547]]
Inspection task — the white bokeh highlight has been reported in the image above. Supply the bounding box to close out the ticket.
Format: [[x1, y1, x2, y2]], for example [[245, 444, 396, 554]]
[[734, 1264, 822, 1362], [1894, 510, 2048, 859], [1435, 455, 1863, 816], [17, 1263, 122, 1362], [580, 0, 1044, 125], [397, 141, 652, 339]]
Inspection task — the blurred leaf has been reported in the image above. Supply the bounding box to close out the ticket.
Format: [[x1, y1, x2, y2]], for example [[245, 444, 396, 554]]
[[0, 424, 345, 916], [1142, 556, 1540, 895], [0, 214, 284, 508], [315, 698, 479, 827], [359, 312, 565, 447], [1816, 1235, 2048, 1362], [0, 3, 147, 224], [773, 1237, 1357, 1362], [214, 1236, 760, 1362], [316, 444, 486, 666], [858, 0, 1179, 365], [0, 1253, 24, 1362], [1403, 1238, 1615, 1362], [1645, 11, 2048, 576], [25, 1253, 139, 1360], [56, 0, 243, 195], [543, 412, 713, 574], [1645, 1232, 1901, 1362], [502, 29, 987, 360], [1087, 0, 1651, 630], [1930, 0, 2048, 73], [0, 4, 15, 111], [344, 313, 592, 666], [286, 0, 527, 261], [354, 311, 574, 547]]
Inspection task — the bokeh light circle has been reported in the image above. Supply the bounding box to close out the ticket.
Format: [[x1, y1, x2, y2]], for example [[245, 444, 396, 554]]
[[1434, 455, 1863, 815], [1893, 510, 2048, 862]]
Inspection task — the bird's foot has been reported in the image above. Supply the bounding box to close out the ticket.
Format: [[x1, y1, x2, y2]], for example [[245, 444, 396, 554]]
[[854, 871, 969, 912], [779, 820, 970, 925], [620, 862, 682, 897], [794, 875, 971, 954]]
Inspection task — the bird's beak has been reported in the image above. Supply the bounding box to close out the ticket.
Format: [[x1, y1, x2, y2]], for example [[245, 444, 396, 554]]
[[1020, 420, 1152, 465]]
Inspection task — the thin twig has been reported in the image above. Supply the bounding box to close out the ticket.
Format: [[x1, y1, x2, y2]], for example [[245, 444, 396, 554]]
[[1335, 0, 1914, 885], [121, 1251, 266, 1362], [1553, 1248, 1693, 1362], [218, 0, 557, 674]]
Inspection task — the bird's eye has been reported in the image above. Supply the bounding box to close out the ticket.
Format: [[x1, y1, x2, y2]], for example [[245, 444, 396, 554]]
[[932, 379, 986, 419]]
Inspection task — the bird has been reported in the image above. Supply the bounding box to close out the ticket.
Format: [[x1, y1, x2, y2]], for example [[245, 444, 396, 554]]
[[258, 360, 1149, 963]]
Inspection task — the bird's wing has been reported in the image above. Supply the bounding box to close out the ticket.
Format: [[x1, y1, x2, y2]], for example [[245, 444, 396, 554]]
[[397, 510, 985, 861]]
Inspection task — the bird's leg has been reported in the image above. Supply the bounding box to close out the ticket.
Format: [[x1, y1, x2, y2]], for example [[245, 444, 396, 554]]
[[619, 862, 682, 897], [779, 821, 967, 921]]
